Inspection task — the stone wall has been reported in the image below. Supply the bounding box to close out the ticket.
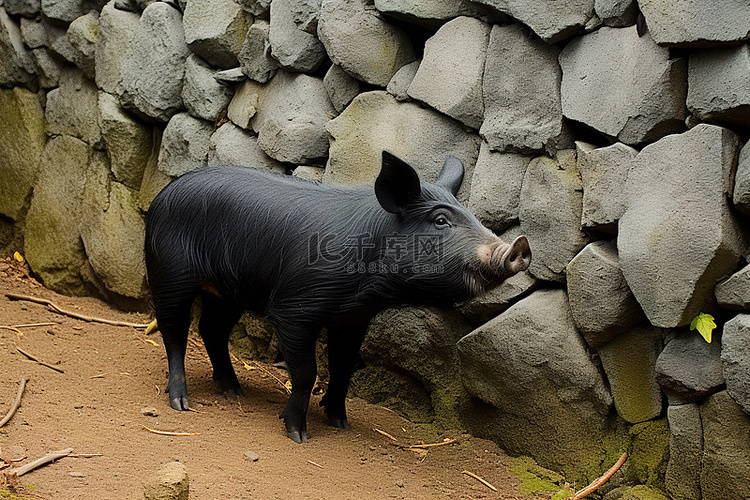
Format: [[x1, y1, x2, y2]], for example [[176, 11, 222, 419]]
[[2, 0, 750, 496]]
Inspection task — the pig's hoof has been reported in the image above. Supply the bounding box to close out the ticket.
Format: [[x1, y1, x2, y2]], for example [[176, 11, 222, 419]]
[[170, 396, 189, 411], [223, 386, 245, 398], [287, 429, 308, 444], [328, 418, 350, 430]]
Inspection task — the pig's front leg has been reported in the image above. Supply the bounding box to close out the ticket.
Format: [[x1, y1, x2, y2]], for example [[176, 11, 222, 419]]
[[320, 324, 368, 430], [277, 323, 319, 443]]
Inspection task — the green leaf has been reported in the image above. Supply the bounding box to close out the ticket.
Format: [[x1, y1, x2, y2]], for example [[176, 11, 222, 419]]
[[690, 313, 716, 343]]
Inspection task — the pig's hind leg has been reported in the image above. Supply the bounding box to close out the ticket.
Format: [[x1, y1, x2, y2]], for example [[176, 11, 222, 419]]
[[198, 293, 245, 397], [276, 322, 319, 443], [320, 324, 367, 430], [154, 294, 196, 412]]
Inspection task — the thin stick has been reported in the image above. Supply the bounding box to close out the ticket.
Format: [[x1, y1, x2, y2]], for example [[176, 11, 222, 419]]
[[570, 452, 628, 500], [404, 438, 457, 450], [68, 453, 103, 458], [141, 425, 201, 436], [0, 326, 23, 338], [307, 460, 324, 469], [10, 322, 60, 328], [5, 293, 149, 329], [17, 348, 64, 374], [5, 448, 73, 477], [234, 357, 291, 395], [374, 428, 398, 442], [0, 377, 29, 427], [462, 470, 498, 492]]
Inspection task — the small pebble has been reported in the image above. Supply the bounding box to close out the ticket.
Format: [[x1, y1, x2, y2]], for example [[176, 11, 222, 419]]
[[68, 472, 86, 478], [141, 407, 159, 417], [244, 450, 259, 462]]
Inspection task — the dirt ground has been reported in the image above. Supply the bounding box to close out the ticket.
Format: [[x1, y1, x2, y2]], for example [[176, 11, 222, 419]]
[[0, 257, 553, 500]]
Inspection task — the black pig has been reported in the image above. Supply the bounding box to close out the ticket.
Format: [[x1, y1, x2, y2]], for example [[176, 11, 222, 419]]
[[145, 152, 530, 443]]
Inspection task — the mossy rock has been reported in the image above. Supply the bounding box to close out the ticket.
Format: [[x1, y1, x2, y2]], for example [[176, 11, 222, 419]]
[[511, 456, 567, 497], [604, 485, 671, 500], [627, 419, 670, 490]]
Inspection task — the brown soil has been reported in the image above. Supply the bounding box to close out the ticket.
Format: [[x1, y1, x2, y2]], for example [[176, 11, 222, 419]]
[[0, 257, 551, 500]]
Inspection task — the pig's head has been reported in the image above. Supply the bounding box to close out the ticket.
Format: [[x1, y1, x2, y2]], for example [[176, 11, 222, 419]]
[[373, 151, 531, 304]]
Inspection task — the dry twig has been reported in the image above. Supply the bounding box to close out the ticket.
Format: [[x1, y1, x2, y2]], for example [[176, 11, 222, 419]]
[[404, 438, 457, 450], [0, 377, 29, 427], [565, 452, 628, 500], [0, 326, 24, 338], [373, 428, 398, 442], [141, 425, 201, 436], [5, 293, 149, 329], [307, 460, 324, 469], [462, 470, 497, 492], [16, 348, 64, 374], [5, 448, 73, 478]]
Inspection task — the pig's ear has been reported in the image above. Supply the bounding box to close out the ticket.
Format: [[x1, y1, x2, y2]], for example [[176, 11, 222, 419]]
[[375, 151, 422, 214], [435, 155, 464, 196]]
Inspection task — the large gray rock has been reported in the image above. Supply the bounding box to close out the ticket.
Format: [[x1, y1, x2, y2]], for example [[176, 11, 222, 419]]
[[30, 47, 64, 88], [700, 391, 750, 500], [618, 124, 746, 328], [456, 270, 538, 324], [559, 27, 687, 145], [0, 8, 34, 86], [733, 140, 750, 215], [638, 0, 750, 47], [407, 16, 490, 130], [385, 59, 418, 102], [323, 64, 360, 113], [269, 0, 325, 73], [665, 403, 703, 500], [519, 151, 589, 282], [481, 23, 564, 152], [594, 0, 637, 27], [0, 87, 45, 221], [208, 122, 285, 172], [655, 332, 724, 403], [25, 136, 91, 295], [287, 0, 320, 33], [238, 20, 277, 83], [182, 54, 234, 122], [99, 92, 153, 190], [715, 264, 750, 310], [566, 241, 645, 347], [688, 44, 750, 128], [81, 180, 148, 300], [66, 10, 99, 79], [318, 0, 416, 86], [230, 71, 334, 164], [722, 314, 750, 415], [45, 68, 102, 148], [472, 0, 594, 43], [183, 0, 251, 69], [374, 0, 493, 28], [597, 326, 663, 424], [95, 0, 140, 95], [352, 306, 473, 428], [157, 112, 213, 177], [41, 0, 86, 23], [457, 289, 613, 479], [466, 142, 531, 233], [118, 2, 190, 122], [576, 141, 636, 232], [5, 0, 40, 16], [323, 91, 480, 204]]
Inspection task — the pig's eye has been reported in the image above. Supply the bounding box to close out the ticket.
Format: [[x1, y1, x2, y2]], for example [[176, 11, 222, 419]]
[[434, 214, 451, 229]]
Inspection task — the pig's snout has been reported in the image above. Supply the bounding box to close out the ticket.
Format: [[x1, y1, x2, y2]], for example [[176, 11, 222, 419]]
[[478, 235, 532, 277]]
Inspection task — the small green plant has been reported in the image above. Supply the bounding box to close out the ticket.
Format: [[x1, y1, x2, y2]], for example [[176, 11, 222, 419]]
[[690, 313, 716, 343]]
